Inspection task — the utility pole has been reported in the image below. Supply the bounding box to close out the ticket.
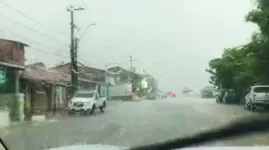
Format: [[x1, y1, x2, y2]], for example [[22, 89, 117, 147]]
[[129, 56, 137, 80], [67, 6, 84, 89], [74, 38, 79, 86], [130, 56, 133, 78], [129, 56, 137, 93]]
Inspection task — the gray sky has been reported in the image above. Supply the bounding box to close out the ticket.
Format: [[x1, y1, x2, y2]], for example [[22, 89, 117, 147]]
[[0, 0, 257, 92]]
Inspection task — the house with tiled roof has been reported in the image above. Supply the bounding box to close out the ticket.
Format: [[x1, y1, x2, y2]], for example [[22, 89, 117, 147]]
[[52, 62, 109, 98], [21, 62, 72, 117]]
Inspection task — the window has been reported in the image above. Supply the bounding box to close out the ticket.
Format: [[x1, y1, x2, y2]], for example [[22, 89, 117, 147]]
[[253, 87, 269, 93], [74, 92, 94, 98]]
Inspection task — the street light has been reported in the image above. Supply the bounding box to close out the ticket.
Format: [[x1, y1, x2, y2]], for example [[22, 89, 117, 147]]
[[104, 62, 123, 85], [78, 23, 96, 43]]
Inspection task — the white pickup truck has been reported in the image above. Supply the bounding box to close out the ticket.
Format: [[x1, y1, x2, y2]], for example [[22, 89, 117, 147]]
[[68, 90, 107, 115]]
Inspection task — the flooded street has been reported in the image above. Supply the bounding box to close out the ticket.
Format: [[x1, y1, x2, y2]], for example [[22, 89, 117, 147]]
[[1, 97, 268, 150]]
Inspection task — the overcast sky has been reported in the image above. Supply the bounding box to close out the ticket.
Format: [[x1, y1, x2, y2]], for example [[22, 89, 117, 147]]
[[0, 0, 257, 92]]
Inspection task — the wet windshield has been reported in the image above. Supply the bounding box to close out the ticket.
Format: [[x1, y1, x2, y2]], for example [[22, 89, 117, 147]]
[[1, 0, 269, 150]]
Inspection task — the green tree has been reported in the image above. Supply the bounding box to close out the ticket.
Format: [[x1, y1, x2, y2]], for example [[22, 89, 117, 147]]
[[207, 47, 254, 93], [206, 0, 269, 96]]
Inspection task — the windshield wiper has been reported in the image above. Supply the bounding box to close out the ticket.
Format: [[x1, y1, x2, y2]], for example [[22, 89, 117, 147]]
[[129, 115, 269, 150], [0, 137, 8, 150]]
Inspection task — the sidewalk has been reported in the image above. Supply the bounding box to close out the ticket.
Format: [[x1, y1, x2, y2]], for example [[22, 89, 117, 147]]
[[0, 111, 10, 129], [0, 112, 61, 135]]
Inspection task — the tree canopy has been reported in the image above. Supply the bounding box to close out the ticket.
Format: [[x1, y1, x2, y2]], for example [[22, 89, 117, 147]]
[[206, 0, 269, 95]]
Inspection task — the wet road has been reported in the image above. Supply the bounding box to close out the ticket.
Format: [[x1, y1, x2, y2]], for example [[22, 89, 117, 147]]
[[1, 97, 269, 150]]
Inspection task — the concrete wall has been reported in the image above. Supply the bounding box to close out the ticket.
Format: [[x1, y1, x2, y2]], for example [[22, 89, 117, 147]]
[[0, 94, 11, 128], [109, 83, 133, 100], [109, 83, 132, 96], [0, 93, 24, 127], [33, 91, 47, 114], [0, 39, 26, 65], [100, 84, 107, 97], [0, 109, 9, 128]]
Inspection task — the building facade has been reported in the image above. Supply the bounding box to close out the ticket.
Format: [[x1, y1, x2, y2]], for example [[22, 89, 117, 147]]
[[53, 63, 108, 97], [0, 38, 28, 123]]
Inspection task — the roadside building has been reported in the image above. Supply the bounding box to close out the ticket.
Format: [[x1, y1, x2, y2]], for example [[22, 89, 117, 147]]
[[107, 66, 144, 100], [0, 38, 28, 124], [53, 63, 109, 98], [21, 62, 70, 119]]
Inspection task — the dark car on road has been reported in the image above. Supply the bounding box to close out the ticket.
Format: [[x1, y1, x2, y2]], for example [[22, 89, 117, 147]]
[[217, 89, 240, 104]]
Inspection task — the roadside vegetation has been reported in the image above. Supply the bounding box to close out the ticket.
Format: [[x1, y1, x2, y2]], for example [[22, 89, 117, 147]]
[[206, 0, 269, 99]]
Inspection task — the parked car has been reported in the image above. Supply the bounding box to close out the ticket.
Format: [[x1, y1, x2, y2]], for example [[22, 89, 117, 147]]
[[212, 90, 220, 97], [245, 85, 269, 111], [68, 90, 107, 115], [216, 90, 224, 103], [201, 91, 214, 98], [216, 89, 240, 104], [222, 90, 239, 103]]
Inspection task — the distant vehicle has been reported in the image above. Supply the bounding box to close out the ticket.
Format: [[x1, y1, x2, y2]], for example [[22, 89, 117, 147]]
[[245, 85, 269, 111], [146, 92, 158, 100], [161, 92, 170, 98], [201, 91, 214, 98], [161, 93, 168, 98], [170, 92, 176, 97], [182, 87, 193, 94], [201, 86, 216, 98], [146, 91, 163, 100], [161, 92, 176, 98], [68, 90, 107, 115]]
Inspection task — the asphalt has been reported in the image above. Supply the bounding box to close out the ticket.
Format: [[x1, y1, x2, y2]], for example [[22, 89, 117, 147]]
[[1, 96, 269, 150]]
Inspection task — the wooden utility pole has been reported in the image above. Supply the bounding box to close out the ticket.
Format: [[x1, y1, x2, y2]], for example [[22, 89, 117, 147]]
[[129, 56, 137, 93], [67, 6, 84, 89], [129, 56, 137, 80], [74, 38, 79, 86]]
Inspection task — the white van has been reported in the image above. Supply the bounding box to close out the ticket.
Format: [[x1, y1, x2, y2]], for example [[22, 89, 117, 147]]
[[68, 90, 107, 115]]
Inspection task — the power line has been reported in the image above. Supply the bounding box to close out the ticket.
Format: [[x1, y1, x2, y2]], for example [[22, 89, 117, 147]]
[[29, 46, 103, 70], [0, 0, 68, 36], [30, 47, 69, 58], [0, 1, 136, 70], [0, 13, 68, 45], [1, 22, 118, 69], [1, 27, 111, 68], [1, 27, 63, 50], [0, 1, 43, 25]]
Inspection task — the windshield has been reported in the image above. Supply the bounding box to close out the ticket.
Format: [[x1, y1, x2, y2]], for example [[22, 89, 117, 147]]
[[253, 87, 269, 93], [1, 0, 269, 150], [74, 92, 94, 98]]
